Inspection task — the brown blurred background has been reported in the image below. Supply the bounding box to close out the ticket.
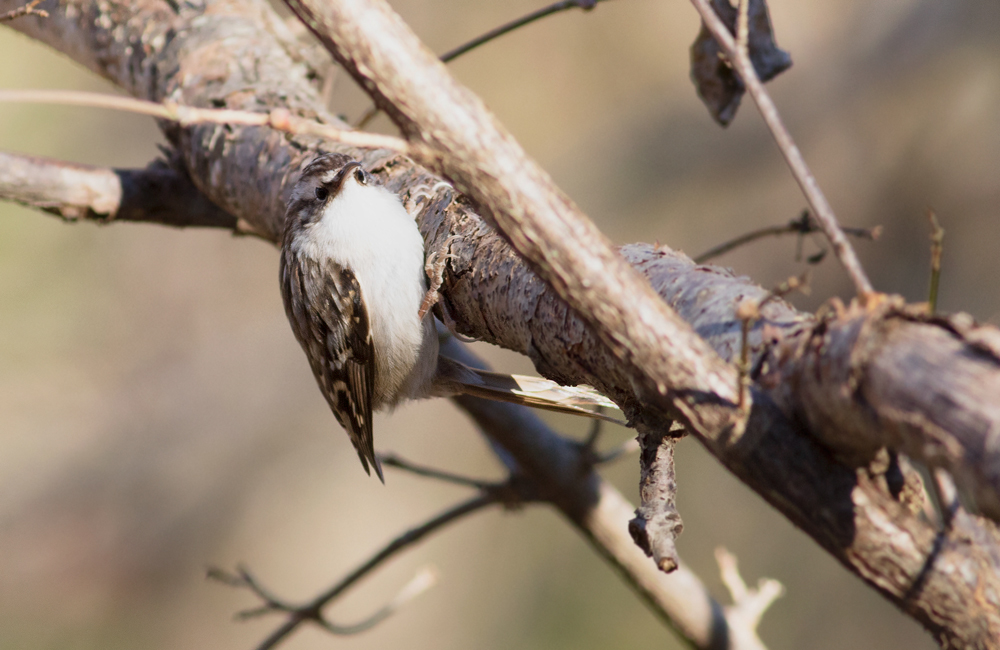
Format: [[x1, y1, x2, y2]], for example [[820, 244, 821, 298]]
[[2, 0, 997, 648]]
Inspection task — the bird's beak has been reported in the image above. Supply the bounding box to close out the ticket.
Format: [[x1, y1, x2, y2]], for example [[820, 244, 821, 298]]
[[331, 161, 364, 195]]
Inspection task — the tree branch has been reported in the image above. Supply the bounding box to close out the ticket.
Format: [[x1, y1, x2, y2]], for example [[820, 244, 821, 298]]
[[4, 0, 1000, 645], [283, 0, 749, 447], [0, 150, 238, 230]]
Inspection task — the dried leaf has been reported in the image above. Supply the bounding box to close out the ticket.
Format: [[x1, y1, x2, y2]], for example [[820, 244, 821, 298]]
[[689, 0, 792, 126]]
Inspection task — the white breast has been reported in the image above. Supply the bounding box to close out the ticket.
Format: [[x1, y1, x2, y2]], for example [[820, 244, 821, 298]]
[[296, 178, 438, 406]]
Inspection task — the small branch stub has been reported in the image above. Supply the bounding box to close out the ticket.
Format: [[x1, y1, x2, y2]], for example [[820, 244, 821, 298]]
[[629, 426, 683, 573]]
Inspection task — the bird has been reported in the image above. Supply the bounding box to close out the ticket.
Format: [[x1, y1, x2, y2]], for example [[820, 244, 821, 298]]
[[280, 153, 617, 482]]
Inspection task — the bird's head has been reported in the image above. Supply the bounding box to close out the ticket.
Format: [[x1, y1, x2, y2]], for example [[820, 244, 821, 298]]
[[284, 153, 375, 235]]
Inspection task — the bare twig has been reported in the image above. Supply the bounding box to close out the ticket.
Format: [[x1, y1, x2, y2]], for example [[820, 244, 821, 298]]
[[629, 426, 683, 573], [693, 210, 881, 264], [0, 0, 46, 22], [211, 564, 437, 636], [439, 0, 609, 63], [378, 453, 493, 490], [0, 150, 240, 231], [596, 437, 641, 464], [0, 89, 410, 153], [213, 494, 494, 650], [716, 547, 784, 650], [690, 0, 875, 299], [927, 210, 944, 315], [355, 0, 612, 128]]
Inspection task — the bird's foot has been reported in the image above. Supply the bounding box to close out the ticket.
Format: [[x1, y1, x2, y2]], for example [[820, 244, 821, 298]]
[[418, 235, 461, 320]]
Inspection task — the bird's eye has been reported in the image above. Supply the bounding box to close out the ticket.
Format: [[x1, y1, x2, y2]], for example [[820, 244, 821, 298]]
[[314, 186, 329, 201], [354, 168, 366, 185]]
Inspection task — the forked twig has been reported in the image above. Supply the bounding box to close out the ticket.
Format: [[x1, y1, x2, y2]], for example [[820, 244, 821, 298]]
[[690, 0, 875, 299], [715, 546, 784, 647], [211, 494, 494, 650], [694, 210, 881, 264]]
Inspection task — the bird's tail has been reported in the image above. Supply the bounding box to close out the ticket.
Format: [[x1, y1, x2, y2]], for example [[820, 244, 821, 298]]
[[433, 356, 623, 424]]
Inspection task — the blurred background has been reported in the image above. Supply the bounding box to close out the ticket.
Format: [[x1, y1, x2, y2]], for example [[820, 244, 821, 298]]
[[1, 0, 997, 648]]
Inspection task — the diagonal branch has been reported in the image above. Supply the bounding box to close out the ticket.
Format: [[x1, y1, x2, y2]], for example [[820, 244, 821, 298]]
[[283, 0, 748, 446], [0, 150, 238, 230]]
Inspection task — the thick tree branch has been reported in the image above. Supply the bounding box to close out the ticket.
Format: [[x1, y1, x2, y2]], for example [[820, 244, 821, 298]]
[[4, 0, 1000, 646], [283, 0, 748, 445]]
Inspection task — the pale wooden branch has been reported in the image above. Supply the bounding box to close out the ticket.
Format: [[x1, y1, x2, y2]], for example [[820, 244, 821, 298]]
[[0, 150, 239, 230], [0, 89, 410, 153], [716, 547, 784, 650], [4, 0, 1000, 646]]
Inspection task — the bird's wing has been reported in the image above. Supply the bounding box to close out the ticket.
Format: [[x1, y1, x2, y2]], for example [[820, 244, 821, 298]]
[[280, 250, 381, 481]]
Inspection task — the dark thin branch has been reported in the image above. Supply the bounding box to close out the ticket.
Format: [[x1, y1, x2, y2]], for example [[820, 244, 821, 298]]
[[378, 452, 494, 490], [596, 438, 641, 464], [213, 494, 495, 650], [690, 0, 875, 298], [694, 210, 881, 264], [440, 0, 607, 63]]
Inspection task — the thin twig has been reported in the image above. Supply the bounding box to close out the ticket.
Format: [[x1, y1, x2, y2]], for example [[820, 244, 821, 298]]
[[379, 453, 493, 490], [313, 567, 438, 635], [596, 437, 641, 464], [0, 0, 47, 22], [440, 0, 607, 63], [243, 494, 495, 650], [353, 0, 611, 128], [927, 210, 944, 315], [735, 0, 749, 57], [690, 0, 875, 299], [693, 210, 880, 264], [584, 407, 605, 449], [0, 89, 409, 153]]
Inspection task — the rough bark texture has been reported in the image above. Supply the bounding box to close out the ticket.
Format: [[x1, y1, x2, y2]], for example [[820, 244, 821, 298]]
[[4, 0, 1000, 647], [629, 427, 683, 573]]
